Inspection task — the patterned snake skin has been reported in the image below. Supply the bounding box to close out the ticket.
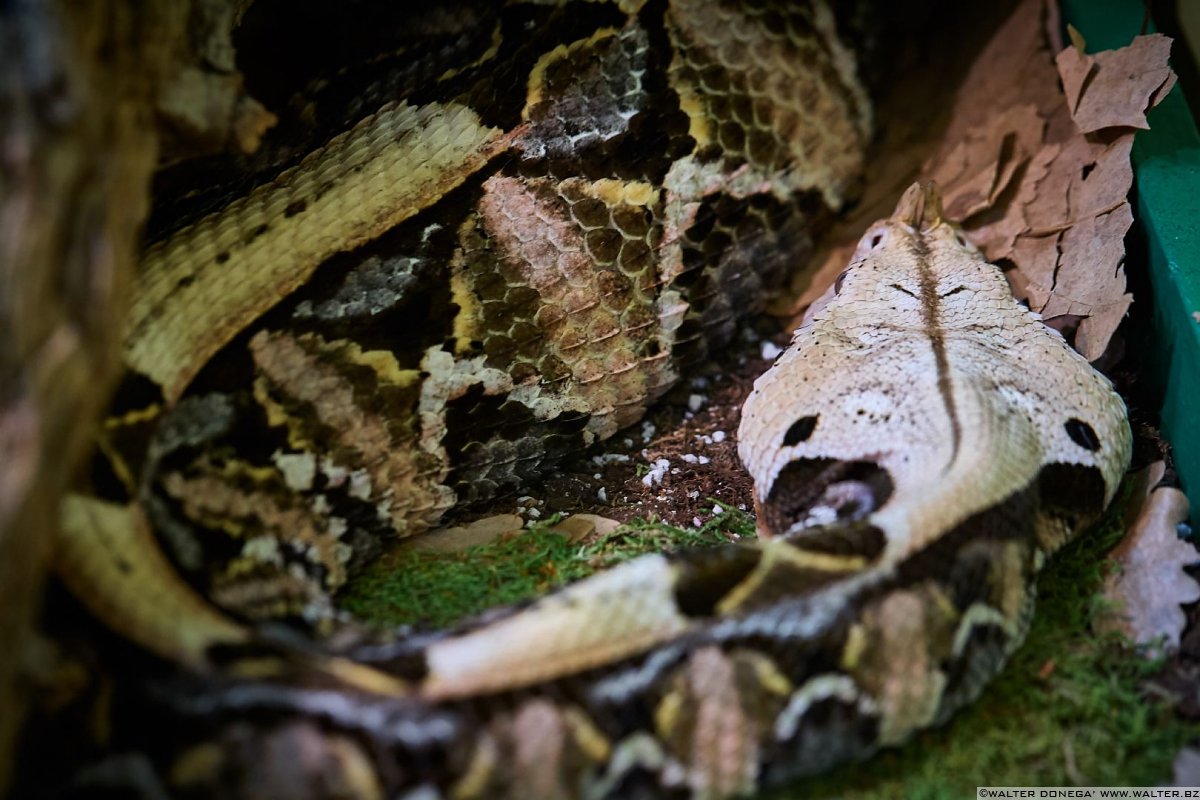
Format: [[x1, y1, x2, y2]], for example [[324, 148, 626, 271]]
[[97, 0, 871, 621], [50, 3, 1133, 799]]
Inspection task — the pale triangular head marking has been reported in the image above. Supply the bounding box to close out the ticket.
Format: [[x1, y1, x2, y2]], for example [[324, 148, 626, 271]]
[[738, 181, 1131, 562]]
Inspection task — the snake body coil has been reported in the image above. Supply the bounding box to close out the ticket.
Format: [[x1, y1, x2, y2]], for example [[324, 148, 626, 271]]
[[52, 4, 1132, 799]]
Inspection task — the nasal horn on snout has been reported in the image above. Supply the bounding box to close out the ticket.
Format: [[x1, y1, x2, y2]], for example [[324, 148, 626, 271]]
[[891, 181, 945, 230]]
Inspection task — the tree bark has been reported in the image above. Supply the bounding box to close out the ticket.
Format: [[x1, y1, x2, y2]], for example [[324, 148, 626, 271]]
[[0, 0, 182, 789]]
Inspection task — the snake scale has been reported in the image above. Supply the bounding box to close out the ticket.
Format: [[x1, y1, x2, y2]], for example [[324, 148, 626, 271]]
[[50, 2, 1132, 798]]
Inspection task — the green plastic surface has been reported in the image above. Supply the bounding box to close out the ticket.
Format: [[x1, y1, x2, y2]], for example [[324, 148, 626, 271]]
[[1063, 0, 1200, 526]]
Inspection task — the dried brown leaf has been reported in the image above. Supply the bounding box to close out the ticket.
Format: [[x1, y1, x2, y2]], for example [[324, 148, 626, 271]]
[[1056, 41, 1093, 120], [569, 513, 622, 537], [934, 0, 1067, 146], [1099, 462, 1198, 650], [779, 0, 1173, 367], [1014, 202, 1134, 360], [551, 513, 622, 543], [967, 142, 1060, 263], [999, 103, 1142, 359], [1056, 34, 1178, 133], [402, 514, 525, 553], [929, 104, 1045, 222], [922, 22, 1174, 363]]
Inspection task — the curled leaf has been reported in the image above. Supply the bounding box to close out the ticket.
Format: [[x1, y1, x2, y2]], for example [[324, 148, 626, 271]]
[[1099, 462, 1199, 650], [1056, 33, 1177, 133]]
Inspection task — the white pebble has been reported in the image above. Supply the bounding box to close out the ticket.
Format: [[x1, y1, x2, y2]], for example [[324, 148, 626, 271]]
[[687, 490, 700, 499], [641, 420, 657, 441], [681, 454, 699, 464], [641, 458, 671, 487], [598, 487, 608, 502], [527, 507, 541, 519], [687, 394, 706, 412], [591, 452, 631, 465], [712, 505, 724, 515], [712, 431, 726, 443], [698, 456, 710, 465], [593, 473, 602, 480], [693, 517, 703, 528]]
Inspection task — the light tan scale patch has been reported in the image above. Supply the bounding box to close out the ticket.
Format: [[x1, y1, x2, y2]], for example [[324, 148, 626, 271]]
[[477, 173, 672, 438], [208, 571, 326, 621], [590, 178, 657, 208], [993, 539, 1037, 624], [563, 706, 612, 765], [509, 701, 571, 800], [168, 723, 383, 800], [1033, 506, 1078, 555], [656, 647, 772, 799], [156, 456, 353, 618], [161, 467, 337, 547], [160, 471, 347, 583], [457, 700, 614, 800], [168, 742, 226, 791], [840, 623, 868, 671], [127, 101, 510, 402], [249, 330, 450, 535], [851, 587, 957, 746], [422, 554, 692, 700]]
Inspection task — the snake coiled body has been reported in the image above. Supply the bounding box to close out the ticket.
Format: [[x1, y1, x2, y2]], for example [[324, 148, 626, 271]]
[[101, 0, 871, 621], [51, 4, 1134, 799]]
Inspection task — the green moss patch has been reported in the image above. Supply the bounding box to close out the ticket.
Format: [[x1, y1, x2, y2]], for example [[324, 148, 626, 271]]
[[338, 504, 757, 629]]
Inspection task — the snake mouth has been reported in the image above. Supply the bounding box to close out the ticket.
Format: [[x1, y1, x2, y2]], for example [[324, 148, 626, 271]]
[[761, 458, 894, 537]]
